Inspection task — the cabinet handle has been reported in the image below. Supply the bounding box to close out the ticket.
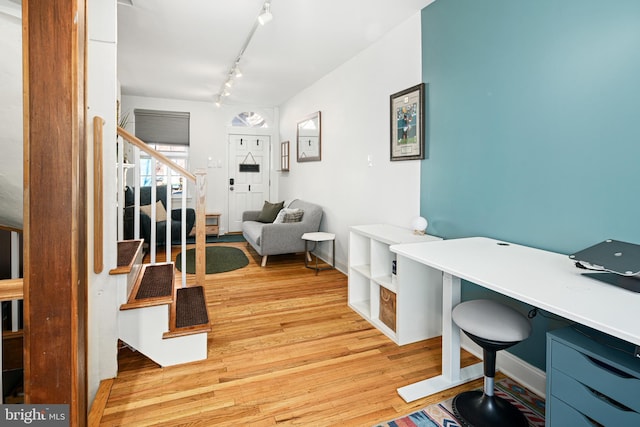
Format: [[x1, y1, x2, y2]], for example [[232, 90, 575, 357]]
[[585, 383, 632, 412], [586, 355, 633, 379]]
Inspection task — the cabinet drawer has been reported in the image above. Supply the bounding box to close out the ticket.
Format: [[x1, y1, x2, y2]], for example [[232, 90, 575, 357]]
[[550, 369, 640, 426], [205, 224, 219, 235], [550, 340, 640, 413], [548, 396, 600, 427]]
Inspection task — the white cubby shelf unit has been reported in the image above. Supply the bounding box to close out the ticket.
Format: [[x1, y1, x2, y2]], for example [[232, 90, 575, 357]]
[[348, 224, 443, 345]]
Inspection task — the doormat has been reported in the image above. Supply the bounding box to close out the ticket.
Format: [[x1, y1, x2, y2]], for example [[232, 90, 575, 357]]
[[175, 246, 249, 274], [374, 378, 545, 427]]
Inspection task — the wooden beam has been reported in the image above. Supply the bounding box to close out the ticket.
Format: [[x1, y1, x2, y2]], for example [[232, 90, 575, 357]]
[[23, 0, 87, 424]]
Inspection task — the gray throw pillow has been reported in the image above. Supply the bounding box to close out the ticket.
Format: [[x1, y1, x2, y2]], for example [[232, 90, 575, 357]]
[[282, 209, 304, 223], [256, 200, 284, 223]]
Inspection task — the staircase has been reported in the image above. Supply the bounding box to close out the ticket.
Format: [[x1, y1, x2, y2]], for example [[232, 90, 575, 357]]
[[110, 239, 211, 367], [88, 121, 212, 368]]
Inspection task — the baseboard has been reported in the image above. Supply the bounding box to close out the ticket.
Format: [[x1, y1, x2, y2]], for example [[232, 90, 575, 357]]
[[88, 378, 114, 426], [461, 334, 546, 399], [311, 248, 347, 275]]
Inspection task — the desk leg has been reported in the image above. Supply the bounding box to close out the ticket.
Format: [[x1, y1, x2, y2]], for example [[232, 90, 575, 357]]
[[442, 273, 461, 380], [397, 273, 483, 403]]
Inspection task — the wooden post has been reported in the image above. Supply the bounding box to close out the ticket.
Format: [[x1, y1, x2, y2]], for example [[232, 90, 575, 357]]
[[23, 0, 88, 424], [195, 170, 207, 286]]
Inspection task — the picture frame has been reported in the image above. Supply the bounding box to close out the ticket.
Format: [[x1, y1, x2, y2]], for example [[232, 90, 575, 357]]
[[390, 83, 425, 161], [280, 141, 290, 171]]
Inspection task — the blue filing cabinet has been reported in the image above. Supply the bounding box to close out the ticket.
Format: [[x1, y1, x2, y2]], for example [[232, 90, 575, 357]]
[[546, 326, 640, 426]]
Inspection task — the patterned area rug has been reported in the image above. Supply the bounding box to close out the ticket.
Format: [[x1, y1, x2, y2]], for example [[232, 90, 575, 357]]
[[375, 378, 545, 427]]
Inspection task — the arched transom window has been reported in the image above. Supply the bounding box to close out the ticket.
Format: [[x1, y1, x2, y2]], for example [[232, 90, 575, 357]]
[[231, 111, 268, 128]]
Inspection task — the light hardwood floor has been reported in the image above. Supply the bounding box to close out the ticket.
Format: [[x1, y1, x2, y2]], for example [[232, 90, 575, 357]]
[[95, 241, 484, 426]]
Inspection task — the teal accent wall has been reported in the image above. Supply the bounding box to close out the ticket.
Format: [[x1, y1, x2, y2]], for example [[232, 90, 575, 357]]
[[421, 0, 640, 370]]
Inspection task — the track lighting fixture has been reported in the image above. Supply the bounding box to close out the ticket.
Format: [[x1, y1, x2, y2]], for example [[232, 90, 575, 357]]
[[214, 1, 273, 106]]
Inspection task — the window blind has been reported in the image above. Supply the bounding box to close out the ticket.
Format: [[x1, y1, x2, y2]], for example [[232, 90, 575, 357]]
[[134, 109, 190, 145]]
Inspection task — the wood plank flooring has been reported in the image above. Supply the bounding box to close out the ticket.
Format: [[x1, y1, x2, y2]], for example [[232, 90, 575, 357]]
[[97, 242, 483, 426]]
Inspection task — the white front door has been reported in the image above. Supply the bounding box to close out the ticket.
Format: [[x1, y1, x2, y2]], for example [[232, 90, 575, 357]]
[[228, 134, 270, 232]]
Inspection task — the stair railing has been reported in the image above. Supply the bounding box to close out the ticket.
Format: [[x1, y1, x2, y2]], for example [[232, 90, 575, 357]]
[[0, 227, 25, 403], [116, 127, 206, 287]]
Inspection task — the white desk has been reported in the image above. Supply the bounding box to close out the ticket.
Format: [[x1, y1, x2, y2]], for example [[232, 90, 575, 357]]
[[390, 237, 640, 402]]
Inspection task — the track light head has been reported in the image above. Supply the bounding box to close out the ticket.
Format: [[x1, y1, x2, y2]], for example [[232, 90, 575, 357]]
[[258, 2, 272, 25]]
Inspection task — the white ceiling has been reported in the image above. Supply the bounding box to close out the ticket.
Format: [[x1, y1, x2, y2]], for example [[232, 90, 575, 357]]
[[0, 0, 433, 229], [117, 0, 434, 106]]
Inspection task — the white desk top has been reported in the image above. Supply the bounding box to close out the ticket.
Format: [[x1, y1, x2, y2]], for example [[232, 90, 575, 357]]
[[391, 237, 640, 347]]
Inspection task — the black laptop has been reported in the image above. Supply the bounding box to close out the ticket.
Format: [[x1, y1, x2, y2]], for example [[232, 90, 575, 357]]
[[569, 239, 640, 293]]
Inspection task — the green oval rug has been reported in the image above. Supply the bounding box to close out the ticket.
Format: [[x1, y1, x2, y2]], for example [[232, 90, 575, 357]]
[[175, 246, 249, 274]]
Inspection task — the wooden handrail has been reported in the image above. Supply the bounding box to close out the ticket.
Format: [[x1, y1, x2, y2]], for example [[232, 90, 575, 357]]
[[94, 116, 104, 273], [117, 126, 196, 182], [0, 278, 24, 301], [0, 225, 23, 233], [116, 125, 206, 286]]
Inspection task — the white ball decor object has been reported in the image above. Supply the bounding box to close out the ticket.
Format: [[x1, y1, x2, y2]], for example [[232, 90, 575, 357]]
[[411, 216, 428, 235]]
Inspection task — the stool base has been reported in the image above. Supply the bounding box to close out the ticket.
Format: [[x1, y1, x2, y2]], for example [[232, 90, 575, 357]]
[[452, 390, 527, 427]]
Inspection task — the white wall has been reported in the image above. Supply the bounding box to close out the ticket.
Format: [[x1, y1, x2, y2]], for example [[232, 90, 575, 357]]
[[119, 95, 278, 234], [87, 0, 118, 407], [278, 12, 424, 271], [0, 2, 23, 229]]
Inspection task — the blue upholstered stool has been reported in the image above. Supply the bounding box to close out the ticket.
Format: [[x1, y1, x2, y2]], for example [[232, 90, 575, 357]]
[[451, 299, 532, 427]]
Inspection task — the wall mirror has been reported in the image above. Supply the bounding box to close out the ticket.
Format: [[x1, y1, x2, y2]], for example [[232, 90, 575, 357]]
[[280, 141, 290, 171], [297, 111, 321, 162]]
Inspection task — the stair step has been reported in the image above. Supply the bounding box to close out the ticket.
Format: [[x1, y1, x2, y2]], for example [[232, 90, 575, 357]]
[[164, 285, 211, 339], [109, 239, 143, 275], [120, 263, 174, 310]]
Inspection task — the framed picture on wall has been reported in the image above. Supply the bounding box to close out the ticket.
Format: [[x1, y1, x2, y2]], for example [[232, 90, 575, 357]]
[[280, 141, 290, 171], [390, 83, 425, 161]]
